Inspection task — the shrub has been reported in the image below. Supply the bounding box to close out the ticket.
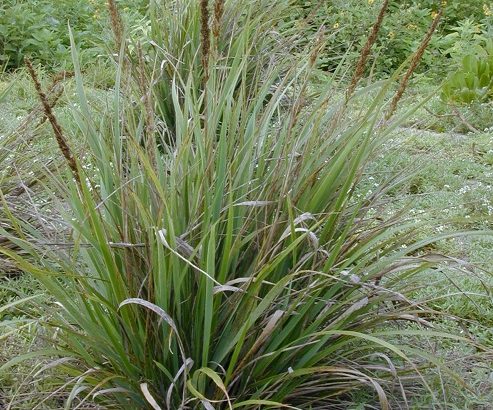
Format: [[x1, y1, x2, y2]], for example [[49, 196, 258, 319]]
[[441, 40, 493, 103], [289, 0, 493, 78], [0, 0, 148, 70], [440, 18, 489, 62], [0, 0, 96, 69], [0, 0, 485, 408], [430, 0, 492, 27]]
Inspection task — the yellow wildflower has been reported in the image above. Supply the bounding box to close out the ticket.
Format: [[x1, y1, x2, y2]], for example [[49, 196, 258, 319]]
[[484, 4, 493, 16], [333, 22, 339, 29], [388, 31, 395, 39], [431, 10, 439, 19], [368, 0, 375, 5]]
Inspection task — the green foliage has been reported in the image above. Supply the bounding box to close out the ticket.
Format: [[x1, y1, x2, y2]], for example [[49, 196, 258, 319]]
[[433, 0, 492, 27], [289, 0, 493, 78], [1, 1, 487, 408], [0, 0, 149, 70], [377, 2, 441, 75], [0, 0, 102, 69], [442, 41, 493, 103], [288, 1, 439, 75], [441, 19, 489, 61]]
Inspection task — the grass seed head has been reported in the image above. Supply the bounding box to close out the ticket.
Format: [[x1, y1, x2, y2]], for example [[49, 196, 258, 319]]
[[213, 0, 225, 42], [386, 8, 443, 120], [200, 0, 211, 81], [107, 0, 124, 51], [347, 0, 389, 97], [24, 58, 82, 190]]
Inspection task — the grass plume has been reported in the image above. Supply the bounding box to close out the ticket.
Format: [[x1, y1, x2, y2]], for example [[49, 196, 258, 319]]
[[38, 70, 74, 126], [212, 0, 225, 42], [386, 8, 443, 119], [136, 43, 155, 140], [200, 0, 211, 81], [107, 0, 124, 51], [24, 58, 82, 190], [347, 0, 389, 97]]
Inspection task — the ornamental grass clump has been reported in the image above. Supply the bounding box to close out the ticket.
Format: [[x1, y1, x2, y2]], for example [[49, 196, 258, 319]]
[[0, 0, 486, 408]]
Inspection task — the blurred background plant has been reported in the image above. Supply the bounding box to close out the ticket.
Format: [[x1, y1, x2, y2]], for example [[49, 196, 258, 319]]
[[0, 0, 148, 70], [2, 0, 492, 81], [288, 0, 493, 80], [441, 39, 493, 104]]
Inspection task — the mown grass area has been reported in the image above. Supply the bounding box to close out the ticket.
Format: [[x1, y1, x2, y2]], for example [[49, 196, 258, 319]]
[[1, 1, 493, 409]]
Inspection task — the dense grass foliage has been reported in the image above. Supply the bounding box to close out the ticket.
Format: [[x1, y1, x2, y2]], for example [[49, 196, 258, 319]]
[[0, 0, 492, 409]]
